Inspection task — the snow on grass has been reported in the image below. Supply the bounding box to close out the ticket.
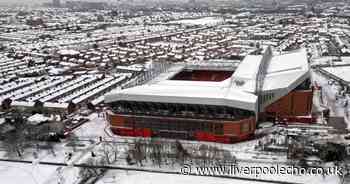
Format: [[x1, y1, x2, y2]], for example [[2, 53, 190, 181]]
[[96, 170, 268, 184], [0, 161, 59, 184]]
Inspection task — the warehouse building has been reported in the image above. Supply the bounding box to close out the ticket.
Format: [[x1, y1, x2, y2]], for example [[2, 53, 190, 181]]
[[105, 47, 313, 143]]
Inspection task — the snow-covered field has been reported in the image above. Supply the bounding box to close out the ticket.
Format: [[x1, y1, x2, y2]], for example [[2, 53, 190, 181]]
[[96, 170, 269, 184], [0, 162, 57, 184]]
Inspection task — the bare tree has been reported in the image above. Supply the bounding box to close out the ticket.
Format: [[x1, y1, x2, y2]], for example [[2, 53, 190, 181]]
[[222, 150, 236, 165], [131, 139, 145, 166], [149, 140, 162, 168], [67, 134, 79, 152], [3, 112, 27, 158], [3, 131, 25, 158], [198, 144, 209, 165], [175, 141, 189, 165], [100, 142, 119, 164]]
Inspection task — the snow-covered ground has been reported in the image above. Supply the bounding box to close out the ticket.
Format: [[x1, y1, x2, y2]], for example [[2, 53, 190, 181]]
[[96, 170, 269, 184], [0, 98, 299, 183], [72, 114, 341, 184], [0, 161, 59, 184], [312, 70, 350, 129], [73, 113, 109, 139], [0, 111, 343, 184]]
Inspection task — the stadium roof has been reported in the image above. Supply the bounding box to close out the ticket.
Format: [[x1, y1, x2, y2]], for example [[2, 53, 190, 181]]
[[105, 48, 309, 112]]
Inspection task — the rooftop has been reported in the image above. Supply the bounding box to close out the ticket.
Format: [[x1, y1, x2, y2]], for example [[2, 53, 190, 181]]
[[105, 48, 309, 112]]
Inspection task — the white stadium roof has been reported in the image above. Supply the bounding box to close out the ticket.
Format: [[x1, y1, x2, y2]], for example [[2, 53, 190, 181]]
[[105, 48, 309, 112]]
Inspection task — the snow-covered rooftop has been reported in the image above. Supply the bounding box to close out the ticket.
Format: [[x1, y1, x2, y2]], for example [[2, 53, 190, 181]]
[[322, 65, 350, 82], [105, 48, 309, 112], [27, 113, 51, 125]]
